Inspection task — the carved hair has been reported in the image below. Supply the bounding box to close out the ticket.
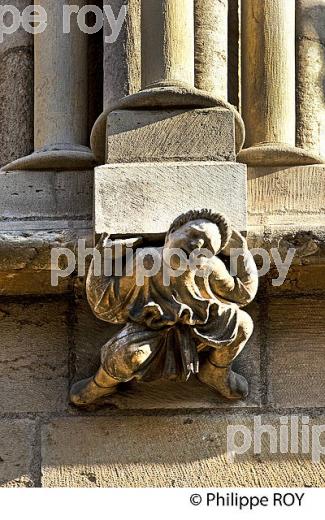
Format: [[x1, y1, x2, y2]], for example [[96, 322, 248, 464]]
[[167, 209, 232, 249]]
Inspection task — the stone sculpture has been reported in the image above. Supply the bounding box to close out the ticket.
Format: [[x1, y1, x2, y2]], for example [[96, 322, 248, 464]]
[[70, 209, 258, 407]]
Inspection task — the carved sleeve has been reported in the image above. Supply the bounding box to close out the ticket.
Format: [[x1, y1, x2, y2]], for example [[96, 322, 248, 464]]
[[209, 249, 258, 307], [86, 235, 142, 323]]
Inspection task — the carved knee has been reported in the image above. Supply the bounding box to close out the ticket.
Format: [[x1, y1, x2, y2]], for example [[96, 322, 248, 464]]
[[102, 342, 153, 382]]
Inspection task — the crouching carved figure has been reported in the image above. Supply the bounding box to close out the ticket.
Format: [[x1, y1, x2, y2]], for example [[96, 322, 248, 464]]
[[70, 209, 258, 407]]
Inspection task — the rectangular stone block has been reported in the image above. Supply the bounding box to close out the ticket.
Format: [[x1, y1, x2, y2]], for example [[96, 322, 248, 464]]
[[41, 415, 325, 487], [72, 301, 260, 409], [248, 164, 325, 227], [0, 420, 36, 488], [107, 108, 235, 163], [0, 169, 93, 232], [0, 300, 69, 413], [268, 298, 325, 408], [95, 161, 247, 234]]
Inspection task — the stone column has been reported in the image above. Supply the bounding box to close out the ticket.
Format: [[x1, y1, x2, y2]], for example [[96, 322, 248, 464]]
[[194, 0, 228, 99], [296, 0, 325, 158], [91, 0, 244, 163], [4, 0, 93, 171], [91, 0, 141, 163], [0, 0, 33, 168], [141, 0, 194, 89], [239, 0, 322, 166], [94, 0, 247, 234], [103, 0, 141, 109]]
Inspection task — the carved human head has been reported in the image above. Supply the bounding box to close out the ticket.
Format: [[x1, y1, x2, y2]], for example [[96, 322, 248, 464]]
[[165, 209, 232, 257]]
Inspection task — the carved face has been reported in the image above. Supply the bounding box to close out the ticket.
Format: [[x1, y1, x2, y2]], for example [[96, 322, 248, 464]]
[[165, 219, 222, 257]]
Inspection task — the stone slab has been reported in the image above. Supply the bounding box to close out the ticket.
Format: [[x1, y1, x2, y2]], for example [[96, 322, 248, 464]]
[[41, 415, 325, 487], [95, 161, 247, 234], [106, 108, 235, 163], [0, 170, 93, 229], [0, 300, 69, 413], [72, 301, 260, 410], [0, 420, 36, 488], [247, 164, 325, 227], [268, 298, 325, 408]]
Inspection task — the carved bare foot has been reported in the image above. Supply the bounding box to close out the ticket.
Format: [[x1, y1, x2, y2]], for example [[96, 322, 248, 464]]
[[198, 359, 249, 400], [70, 376, 118, 407]]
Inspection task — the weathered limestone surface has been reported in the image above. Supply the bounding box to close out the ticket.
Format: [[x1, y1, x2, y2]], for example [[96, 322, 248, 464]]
[[141, 0, 194, 88], [107, 108, 235, 163], [34, 0, 88, 150], [247, 164, 325, 226], [194, 0, 228, 98], [0, 420, 36, 488], [95, 162, 247, 234], [241, 0, 296, 148], [239, 0, 322, 165], [248, 226, 325, 295], [0, 170, 93, 228], [0, 301, 69, 412], [104, 0, 141, 108], [0, 0, 33, 168], [41, 415, 325, 487], [72, 301, 261, 409], [268, 298, 325, 408], [0, 230, 89, 295], [296, 0, 325, 157], [3, 1, 95, 171]]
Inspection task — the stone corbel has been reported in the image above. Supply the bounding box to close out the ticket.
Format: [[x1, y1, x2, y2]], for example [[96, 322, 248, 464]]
[[70, 210, 258, 407]]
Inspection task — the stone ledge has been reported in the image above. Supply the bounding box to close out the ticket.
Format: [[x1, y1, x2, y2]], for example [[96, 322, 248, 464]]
[[0, 224, 324, 296], [41, 415, 325, 487], [0, 229, 92, 295]]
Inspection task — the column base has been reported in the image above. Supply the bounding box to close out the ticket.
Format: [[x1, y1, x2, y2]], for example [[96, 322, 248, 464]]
[[90, 86, 245, 164], [237, 142, 324, 167], [1, 145, 96, 172]]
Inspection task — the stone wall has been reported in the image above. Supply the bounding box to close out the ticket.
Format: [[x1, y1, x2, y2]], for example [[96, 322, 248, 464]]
[[0, 0, 325, 489], [0, 283, 325, 487]]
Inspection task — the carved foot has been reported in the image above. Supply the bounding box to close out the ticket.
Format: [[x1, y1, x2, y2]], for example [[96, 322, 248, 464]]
[[198, 359, 249, 400], [70, 376, 118, 407]]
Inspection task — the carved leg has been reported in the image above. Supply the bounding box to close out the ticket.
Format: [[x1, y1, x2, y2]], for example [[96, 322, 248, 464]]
[[70, 323, 155, 407], [69, 367, 119, 407], [198, 310, 254, 400]]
